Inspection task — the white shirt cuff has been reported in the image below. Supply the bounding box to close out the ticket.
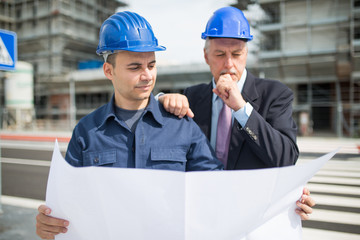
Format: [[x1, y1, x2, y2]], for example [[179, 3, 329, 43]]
[[154, 92, 164, 101], [233, 102, 253, 127]]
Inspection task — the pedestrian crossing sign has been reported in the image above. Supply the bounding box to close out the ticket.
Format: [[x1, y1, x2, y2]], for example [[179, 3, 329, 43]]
[[0, 29, 17, 71]]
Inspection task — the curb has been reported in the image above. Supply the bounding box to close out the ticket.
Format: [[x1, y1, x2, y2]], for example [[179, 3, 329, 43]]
[[1, 195, 45, 209], [0, 133, 71, 143]]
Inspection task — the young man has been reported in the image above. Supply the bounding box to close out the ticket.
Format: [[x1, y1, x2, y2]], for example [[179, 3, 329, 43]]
[[36, 11, 223, 239]]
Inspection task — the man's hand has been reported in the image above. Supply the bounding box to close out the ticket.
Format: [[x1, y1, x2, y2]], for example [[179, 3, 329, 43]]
[[213, 74, 246, 111], [158, 93, 194, 118], [36, 205, 69, 239], [296, 188, 316, 220]]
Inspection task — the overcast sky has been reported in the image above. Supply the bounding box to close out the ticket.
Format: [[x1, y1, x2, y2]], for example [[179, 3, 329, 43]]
[[119, 0, 238, 65]]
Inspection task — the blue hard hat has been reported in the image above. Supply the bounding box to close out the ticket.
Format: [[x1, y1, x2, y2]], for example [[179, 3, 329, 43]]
[[201, 7, 253, 41], [96, 11, 166, 55]]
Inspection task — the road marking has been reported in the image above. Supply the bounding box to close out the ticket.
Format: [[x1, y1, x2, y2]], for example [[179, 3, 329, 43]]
[[311, 176, 360, 185], [1, 157, 51, 167], [1, 195, 45, 209], [303, 228, 360, 240], [1, 140, 68, 151], [0, 134, 70, 142], [307, 183, 360, 195], [309, 209, 360, 225]]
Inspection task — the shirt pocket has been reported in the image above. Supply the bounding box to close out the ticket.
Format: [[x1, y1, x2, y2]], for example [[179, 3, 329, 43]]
[[150, 147, 187, 171], [83, 149, 117, 167]]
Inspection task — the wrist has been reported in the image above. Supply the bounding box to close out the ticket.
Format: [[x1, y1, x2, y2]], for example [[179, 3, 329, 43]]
[[233, 100, 246, 111]]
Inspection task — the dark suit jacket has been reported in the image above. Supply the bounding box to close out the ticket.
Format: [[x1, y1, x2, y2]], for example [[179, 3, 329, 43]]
[[184, 71, 299, 170]]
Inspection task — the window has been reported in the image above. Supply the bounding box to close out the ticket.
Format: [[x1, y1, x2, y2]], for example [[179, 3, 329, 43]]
[[355, 0, 360, 7], [16, 22, 22, 30], [297, 84, 308, 104], [76, 93, 109, 109], [355, 27, 360, 40], [261, 31, 281, 51], [16, 8, 21, 18], [33, 4, 37, 17], [261, 3, 280, 24]]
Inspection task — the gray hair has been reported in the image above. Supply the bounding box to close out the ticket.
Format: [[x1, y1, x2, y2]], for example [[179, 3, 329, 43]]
[[203, 37, 248, 53], [204, 38, 211, 53]]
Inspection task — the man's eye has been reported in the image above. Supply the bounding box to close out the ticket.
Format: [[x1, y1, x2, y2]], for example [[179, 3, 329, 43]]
[[129, 66, 140, 70]]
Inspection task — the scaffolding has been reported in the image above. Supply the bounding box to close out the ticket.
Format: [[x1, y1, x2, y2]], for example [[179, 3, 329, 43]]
[[254, 0, 359, 137], [0, 0, 127, 129], [350, 0, 360, 136]]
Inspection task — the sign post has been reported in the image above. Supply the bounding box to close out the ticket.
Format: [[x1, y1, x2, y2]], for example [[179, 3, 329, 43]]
[[0, 29, 17, 214]]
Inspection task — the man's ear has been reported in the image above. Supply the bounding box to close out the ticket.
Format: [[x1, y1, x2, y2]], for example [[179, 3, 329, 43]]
[[103, 62, 114, 80]]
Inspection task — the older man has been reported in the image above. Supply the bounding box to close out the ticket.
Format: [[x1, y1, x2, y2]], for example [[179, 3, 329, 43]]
[[159, 6, 313, 219]]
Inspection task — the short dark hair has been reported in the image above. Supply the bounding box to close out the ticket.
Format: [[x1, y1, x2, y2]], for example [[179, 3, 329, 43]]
[[106, 53, 117, 67]]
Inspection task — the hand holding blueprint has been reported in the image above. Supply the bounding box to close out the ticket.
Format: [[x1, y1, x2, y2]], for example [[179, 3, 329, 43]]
[[46, 141, 338, 240]]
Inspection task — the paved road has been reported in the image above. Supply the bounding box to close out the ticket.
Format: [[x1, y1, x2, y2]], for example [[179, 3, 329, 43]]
[[1, 140, 68, 200], [1, 135, 359, 239], [300, 157, 360, 240]]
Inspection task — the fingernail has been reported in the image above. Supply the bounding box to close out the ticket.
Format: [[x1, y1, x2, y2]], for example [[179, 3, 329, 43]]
[[45, 209, 51, 215], [64, 221, 69, 227], [62, 228, 68, 233], [296, 201, 301, 207]]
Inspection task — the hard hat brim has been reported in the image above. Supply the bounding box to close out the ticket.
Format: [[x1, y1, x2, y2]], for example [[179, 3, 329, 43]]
[[201, 34, 253, 41], [96, 45, 166, 55], [126, 45, 166, 52]]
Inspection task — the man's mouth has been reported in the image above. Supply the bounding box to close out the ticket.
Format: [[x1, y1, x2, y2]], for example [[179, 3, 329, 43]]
[[136, 84, 152, 90], [220, 71, 236, 76]]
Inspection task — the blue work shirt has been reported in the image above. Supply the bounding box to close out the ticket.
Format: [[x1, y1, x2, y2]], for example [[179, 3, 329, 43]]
[[65, 94, 223, 172]]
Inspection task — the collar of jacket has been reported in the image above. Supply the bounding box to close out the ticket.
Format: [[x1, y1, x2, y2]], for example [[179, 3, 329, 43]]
[[97, 93, 164, 129]]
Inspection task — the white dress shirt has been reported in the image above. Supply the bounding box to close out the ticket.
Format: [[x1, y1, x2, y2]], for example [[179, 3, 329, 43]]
[[210, 68, 254, 150]]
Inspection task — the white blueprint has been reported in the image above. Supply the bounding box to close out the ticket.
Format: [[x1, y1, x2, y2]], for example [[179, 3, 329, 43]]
[[46, 141, 338, 240]]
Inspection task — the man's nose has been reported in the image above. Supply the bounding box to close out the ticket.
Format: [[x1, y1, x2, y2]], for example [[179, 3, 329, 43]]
[[224, 57, 234, 69], [141, 68, 152, 81]]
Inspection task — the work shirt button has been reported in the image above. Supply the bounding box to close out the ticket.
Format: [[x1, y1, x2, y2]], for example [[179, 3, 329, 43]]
[[94, 157, 99, 163]]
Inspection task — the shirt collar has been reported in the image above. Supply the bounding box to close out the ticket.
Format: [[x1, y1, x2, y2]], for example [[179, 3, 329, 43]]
[[98, 94, 117, 128], [212, 68, 247, 103], [98, 93, 163, 129], [143, 93, 164, 126]]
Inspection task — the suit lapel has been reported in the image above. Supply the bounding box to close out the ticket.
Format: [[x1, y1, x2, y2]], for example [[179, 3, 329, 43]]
[[241, 72, 260, 111], [193, 82, 213, 140]]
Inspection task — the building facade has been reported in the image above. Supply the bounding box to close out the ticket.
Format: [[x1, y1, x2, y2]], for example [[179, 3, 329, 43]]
[[233, 0, 360, 137], [0, 0, 126, 129], [1, 0, 359, 137]]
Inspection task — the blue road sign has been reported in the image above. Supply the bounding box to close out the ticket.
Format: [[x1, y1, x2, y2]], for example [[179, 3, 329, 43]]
[[0, 29, 17, 71]]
